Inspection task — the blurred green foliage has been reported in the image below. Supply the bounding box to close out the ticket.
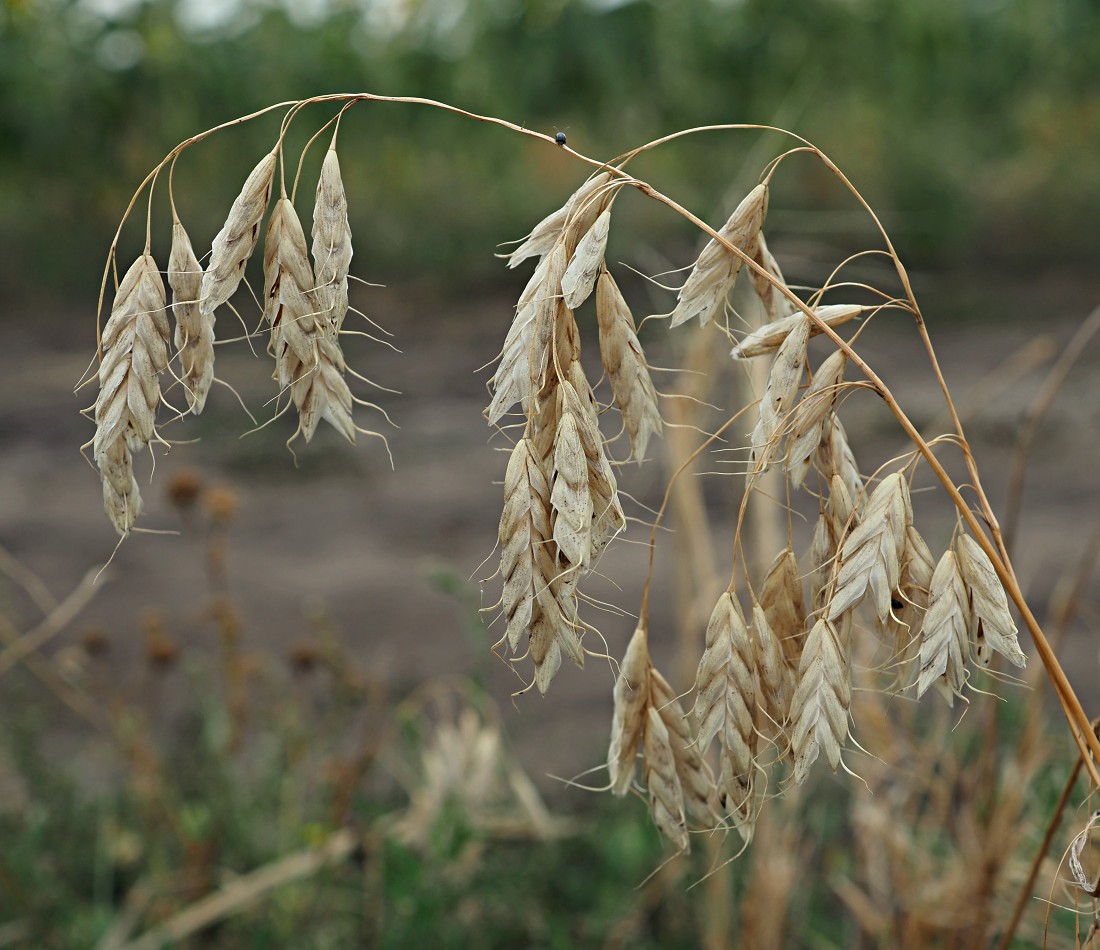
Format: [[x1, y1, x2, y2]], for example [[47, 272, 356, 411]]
[[2, 0, 1099, 302]]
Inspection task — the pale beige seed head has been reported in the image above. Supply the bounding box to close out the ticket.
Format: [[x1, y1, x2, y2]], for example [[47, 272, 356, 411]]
[[561, 208, 611, 309], [819, 414, 864, 507], [549, 410, 593, 572], [311, 145, 353, 333], [669, 183, 768, 329], [200, 150, 276, 316], [283, 336, 356, 443], [889, 523, 936, 684], [828, 473, 909, 623], [487, 242, 567, 425], [608, 624, 651, 795], [955, 534, 1027, 668], [693, 590, 753, 753], [264, 196, 323, 376], [731, 304, 864, 360], [809, 512, 838, 615], [789, 617, 851, 785], [98, 439, 142, 536], [749, 315, 810, 478], [528, 608, 562, 696], [643, 707, 689, 852], [752, 600, 788, 730], [505, 171, 612, 269], [761, 547, 807, 669], [595, 268, 662, 461], [917, 550, 970, 704], [786, 349, 847, 489], [650, 668, 717, 827], [168, 218, 213, 413], [95, 252, 170, 458]]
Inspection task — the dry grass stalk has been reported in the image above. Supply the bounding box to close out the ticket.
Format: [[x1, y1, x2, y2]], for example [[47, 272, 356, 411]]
[[167, 218, 213, 413], [955, 533, 1027, 668], [789, 617, 851, 784], [595, 268, 662, 461], [749, 315, 810, 477], [828, 473, 911, 623], [669, 183, 768, 328], [731, 304, 864, 359], [94, 252, 170, 535], [917, 549, 970, 703], [199, 150, 276, 316]]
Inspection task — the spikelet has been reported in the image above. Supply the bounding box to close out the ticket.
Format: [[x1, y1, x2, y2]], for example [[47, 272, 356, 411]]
[[731, 304, 864, 360], [497, 439, 555, 653], [761, 548, 807, 669], [488, 242, 566, 424], [786, 349, 847, 489], [311, 144, 353, 334], [94, 252, 170, 535], [809, 513, 838, 615], [528, 609, 562, 696], [644, 707, 689, 851], [561, 208, 611, 309], [748, 232, 792, 322], [199, 150, 276, 316], [692, 590, 756, 831], [669, 183, 768, 328], [168, 218, 213, 413], [917, 550, 970, 704], [608, 624, 651, 794], [752, 600, 788, 731], [889, 524, 935, 686], [749, 315, 810, 478], [828, 473, 911, 623], [549, 410, 592, 572], [505, 172, 612, 269], [820, 417, 864, 513], [595, 268, 662, 462], [789, 617, 851, 784], [264, 196, 322, 378], [955, 534, 1027, 668], [650, 668, 716, 828]]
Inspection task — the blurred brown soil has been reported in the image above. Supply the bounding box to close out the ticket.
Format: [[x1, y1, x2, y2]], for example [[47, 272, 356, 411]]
[[1, 269, 1099, 798]]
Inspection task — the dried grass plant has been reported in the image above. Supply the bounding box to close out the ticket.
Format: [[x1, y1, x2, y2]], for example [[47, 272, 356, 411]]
[[80, 93, 1100, 935]]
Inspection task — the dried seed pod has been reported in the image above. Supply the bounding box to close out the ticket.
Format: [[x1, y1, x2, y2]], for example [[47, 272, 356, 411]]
[[917, 550, 970, 704], [561, 208, 611, 309], [819, 414, 864, 507], [889, 524, 936, 686], [828, 473, 910, 623], [789, 617, 851, 785], [608, 625, 651, 794], [752, 600, 788, 731], [200, 150, 276, 316], [731, 304, 864, 360], [786, 349, 847, 489], [311, 144, 353, 334], [749, 315, 810, 478], [809, 512, 838, 615], [168, 218, 213, 413], [650, 668, 717, 827], [264, 196, 321, 376], [670, 183, 768, 328], [595, 268, 662, 461], [955, 534, 1027, 668]]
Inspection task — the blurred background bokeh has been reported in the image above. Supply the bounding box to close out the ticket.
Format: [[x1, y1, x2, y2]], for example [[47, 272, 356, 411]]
[[3, 0, 1100, 946]]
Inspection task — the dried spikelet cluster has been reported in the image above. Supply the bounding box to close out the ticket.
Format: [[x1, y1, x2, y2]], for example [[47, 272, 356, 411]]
[[490, 171, 663, 692], [595, 175, 1031, 850], [89, 134, 375, 536]]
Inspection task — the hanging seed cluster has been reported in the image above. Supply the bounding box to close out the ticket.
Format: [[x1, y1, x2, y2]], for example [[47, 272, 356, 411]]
[[89, 136, 372, 536]]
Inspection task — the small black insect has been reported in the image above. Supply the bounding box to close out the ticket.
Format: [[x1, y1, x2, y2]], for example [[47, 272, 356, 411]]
[[554, 130, 568, 146]]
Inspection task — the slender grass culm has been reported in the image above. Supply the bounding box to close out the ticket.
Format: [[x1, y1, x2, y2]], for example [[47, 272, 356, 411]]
[[79, 93, 1100, 938]]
